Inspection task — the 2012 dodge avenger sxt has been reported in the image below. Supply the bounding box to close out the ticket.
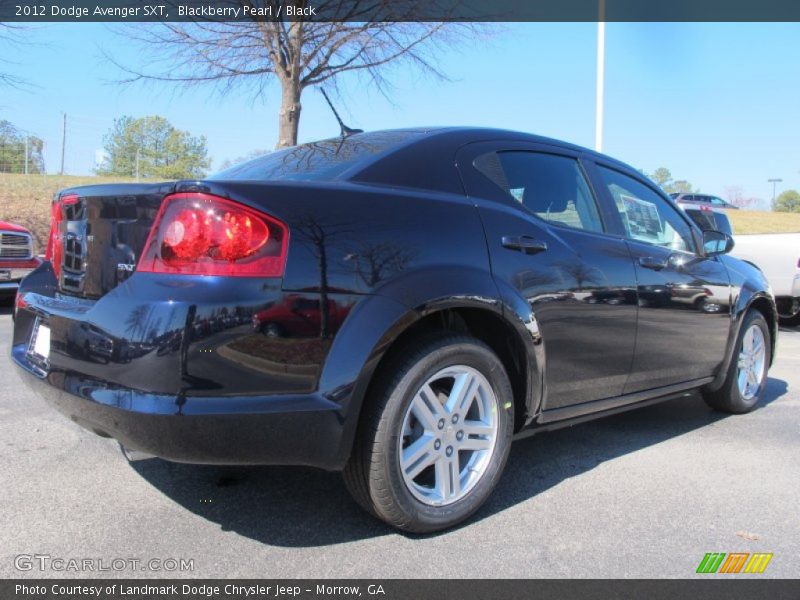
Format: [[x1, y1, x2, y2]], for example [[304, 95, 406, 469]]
[[12, 128, 776, 532]]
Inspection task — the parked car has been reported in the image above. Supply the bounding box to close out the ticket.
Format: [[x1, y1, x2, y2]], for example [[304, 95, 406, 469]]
[[732, 236, 800, 327], [0, 220, 41, 302], [252, 294, 350, 337], [674, 202, 800, 326], [11, 128, 776, 533], [669, 192, 739, 210]]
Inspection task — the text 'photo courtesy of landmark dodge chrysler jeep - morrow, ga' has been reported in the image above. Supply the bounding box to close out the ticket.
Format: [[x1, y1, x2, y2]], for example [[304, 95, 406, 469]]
[[12, 128, 776, 532]]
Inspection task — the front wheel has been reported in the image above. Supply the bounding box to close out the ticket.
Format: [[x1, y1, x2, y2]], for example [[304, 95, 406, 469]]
[[343, 334, 514, 533], [703, 310, 771, 413]]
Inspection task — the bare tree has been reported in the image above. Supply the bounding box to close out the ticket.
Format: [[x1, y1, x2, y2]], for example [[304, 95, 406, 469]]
[[724, 184, 763, 210], [0, 24, 28, 88], [109, 1, 487, 147]]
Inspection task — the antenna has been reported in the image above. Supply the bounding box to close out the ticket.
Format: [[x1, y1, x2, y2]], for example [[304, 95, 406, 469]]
[[319, 88, 363, 138]]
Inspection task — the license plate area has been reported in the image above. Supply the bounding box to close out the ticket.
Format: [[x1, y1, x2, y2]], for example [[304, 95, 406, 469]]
[[27, 317, 51, 372]]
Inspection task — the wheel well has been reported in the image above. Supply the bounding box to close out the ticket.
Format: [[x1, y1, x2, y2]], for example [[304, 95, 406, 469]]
[[365, 308, 529, 431], [748, 296, 777, 362]]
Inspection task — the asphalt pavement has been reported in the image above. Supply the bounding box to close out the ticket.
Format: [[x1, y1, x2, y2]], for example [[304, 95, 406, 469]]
[[0, 303, 798, 578]]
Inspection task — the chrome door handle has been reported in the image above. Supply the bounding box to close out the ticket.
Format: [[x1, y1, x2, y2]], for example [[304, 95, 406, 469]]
[[639, 256, 668, 270], [501, 235, 547, 255]]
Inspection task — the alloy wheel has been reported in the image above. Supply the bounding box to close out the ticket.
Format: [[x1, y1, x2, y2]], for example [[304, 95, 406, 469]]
[[398, 365, 499, 506], [737, 323, 766, 400]]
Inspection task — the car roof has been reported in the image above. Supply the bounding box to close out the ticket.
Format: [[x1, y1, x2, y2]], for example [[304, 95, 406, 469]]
[[343, 126, 640, 191]]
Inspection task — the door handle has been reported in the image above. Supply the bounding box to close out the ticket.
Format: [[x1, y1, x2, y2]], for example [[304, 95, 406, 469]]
[[501, 235, 547, 255], [638, 256, 668, 270]]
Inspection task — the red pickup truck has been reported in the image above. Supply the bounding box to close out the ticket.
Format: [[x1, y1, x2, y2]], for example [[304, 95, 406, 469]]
[[0, 220, 41, 300]]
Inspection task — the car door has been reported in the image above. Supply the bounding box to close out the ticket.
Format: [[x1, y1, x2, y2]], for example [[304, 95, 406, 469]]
[[459, 142, 638, 410], [590, 163, 732, 392]]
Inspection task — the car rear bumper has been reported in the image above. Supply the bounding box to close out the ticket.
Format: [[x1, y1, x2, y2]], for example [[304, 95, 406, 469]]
[[0, 258, 41, 295], [10, 270, 360, 470], [12, 350, 345, 468]]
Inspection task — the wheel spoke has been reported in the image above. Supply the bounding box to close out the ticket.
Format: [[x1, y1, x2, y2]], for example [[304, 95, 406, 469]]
[[445, 371, 478, 414], [737, 353, 748, 369], [462, 420, 494, 438], [410, 384, 443, 431], [434, 457, 449, 501], [459, 436, 492, 452], [401, 434, 436, 480], [445, 457, 461, 500], [747, 366, 759, 390]]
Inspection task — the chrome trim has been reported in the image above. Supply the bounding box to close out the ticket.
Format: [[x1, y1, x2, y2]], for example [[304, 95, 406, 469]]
[[0, 231, 33, 260]]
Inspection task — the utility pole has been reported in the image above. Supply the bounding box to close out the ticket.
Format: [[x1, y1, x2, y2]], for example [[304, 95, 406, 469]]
[[595, 0, 606, 153], [768, 178, 782, 207], [60, 113, 67, 175], [24, 135, 28, 175], [135, 147, 141, 181]]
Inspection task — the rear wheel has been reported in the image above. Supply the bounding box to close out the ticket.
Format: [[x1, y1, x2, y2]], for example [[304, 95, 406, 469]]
[[343, 334, 514, 533], [703, 310, 770, 413]]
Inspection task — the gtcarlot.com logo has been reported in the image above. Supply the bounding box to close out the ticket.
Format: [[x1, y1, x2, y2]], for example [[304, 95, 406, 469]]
[[14, 554, 194, 573], [696, 552, 773, 574]]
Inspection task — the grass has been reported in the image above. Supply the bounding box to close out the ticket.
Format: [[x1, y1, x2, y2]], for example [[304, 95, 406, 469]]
[[0, 173, 139, 250], [727, 209, 800, 235], [2, 173, 799, 249]]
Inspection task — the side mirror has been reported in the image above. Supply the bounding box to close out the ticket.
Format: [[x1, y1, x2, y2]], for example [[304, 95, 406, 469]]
[[702, 229, 735, 256]]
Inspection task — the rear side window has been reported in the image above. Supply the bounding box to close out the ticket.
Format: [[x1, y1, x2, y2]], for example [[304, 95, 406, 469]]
[[474, 151, 604, 233], [598, 166, 695, 253], [211, 131, 421, 182]]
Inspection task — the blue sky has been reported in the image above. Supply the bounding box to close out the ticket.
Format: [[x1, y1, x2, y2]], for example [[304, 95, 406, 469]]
[[2, 22, 799, 205]]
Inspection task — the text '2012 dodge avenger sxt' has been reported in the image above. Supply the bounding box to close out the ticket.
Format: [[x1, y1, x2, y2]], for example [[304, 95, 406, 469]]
[[12, 128, 776, 532]]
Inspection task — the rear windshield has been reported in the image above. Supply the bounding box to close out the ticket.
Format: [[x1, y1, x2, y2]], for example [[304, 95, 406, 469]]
[[211, 130, 422, 182]]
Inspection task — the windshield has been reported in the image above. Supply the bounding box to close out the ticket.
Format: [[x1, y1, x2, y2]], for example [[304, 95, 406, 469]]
[[211, 130, 422, 182]]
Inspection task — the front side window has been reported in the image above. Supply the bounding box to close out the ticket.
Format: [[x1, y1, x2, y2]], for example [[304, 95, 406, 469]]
[[598, 166, 695, 253], [474, 151, 604, 233]]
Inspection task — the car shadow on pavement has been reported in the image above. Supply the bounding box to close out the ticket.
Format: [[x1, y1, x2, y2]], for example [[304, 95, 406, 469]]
[[130, 376, 788, 547]]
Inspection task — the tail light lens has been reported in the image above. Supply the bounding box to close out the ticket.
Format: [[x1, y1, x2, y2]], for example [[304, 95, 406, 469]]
[[137, 192, 289, 277], [44, 193, 79, 281]]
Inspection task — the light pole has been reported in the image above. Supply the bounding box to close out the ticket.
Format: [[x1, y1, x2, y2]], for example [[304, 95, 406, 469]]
[[768, 178, 782, 207], [595, 0, 606, 152]]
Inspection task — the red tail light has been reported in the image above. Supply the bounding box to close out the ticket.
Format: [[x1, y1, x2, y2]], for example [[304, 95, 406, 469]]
[[137, 192, 288, 277], [45, 193, 79, 281]]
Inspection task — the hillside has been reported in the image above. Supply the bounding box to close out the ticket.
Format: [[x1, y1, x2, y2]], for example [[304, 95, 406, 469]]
[[0, 173, 140, 250]]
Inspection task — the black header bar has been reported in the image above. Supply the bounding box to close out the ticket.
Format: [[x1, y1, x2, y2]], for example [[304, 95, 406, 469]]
[[2, 0, 800, 22]]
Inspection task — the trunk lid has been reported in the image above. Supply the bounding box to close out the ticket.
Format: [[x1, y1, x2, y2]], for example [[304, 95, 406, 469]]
[[55, 182, 175, 298]]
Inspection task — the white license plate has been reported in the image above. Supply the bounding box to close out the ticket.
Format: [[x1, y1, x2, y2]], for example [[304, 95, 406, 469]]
[[31, 322, 51, 360]]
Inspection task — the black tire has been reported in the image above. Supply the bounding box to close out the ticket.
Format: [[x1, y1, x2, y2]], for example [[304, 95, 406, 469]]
[[778, 310, 800, 328], [702, 310, 771, 414], [261, 322, 284, 338], [343, 333, 514, 533]]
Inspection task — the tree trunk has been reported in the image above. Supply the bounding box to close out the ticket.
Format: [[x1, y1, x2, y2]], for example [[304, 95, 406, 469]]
[[277, 79, 302, 148]]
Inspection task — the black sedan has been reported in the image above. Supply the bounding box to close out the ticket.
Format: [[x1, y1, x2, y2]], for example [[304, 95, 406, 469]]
[[11, 128, 776, 532]]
